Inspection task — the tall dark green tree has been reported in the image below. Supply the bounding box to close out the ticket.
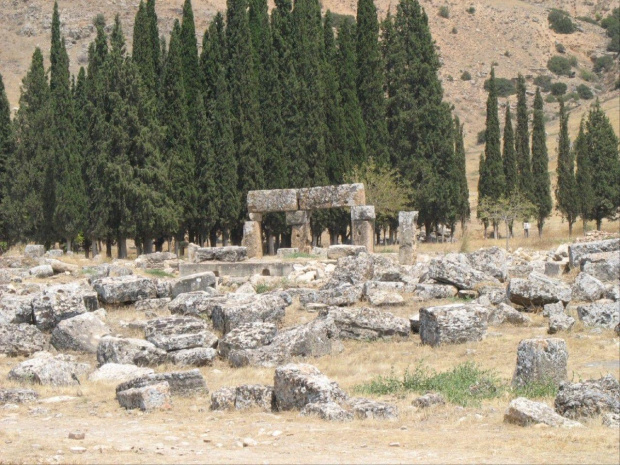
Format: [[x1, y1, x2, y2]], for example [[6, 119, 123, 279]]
[[530, 88, 552, 237], [160, 21, 197, 254], [515, 74, 532, 198], [0, 73, 14, 224], [574, 119, 594, 233], [146, 0, 162, 80], [50, 2, 87, 250], [555, 99, 579, 236], [132, 1, 157, 95], [201, 13, 226, 104], [227, 0, 266, 239], [584, 100, 620, 230], [503, 106, 518, 196], [1, 49, 51, 242], [477, 153, 489, 238], [356, 0, 389, 165], [453, 115, 470, 231]]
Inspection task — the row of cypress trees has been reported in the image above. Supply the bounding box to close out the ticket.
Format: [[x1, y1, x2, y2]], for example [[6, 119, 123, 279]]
[[0, 0, 470, 255], [478, 69, 619, 238]]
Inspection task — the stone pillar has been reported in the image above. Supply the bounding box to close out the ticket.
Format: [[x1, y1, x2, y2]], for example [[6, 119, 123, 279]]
[[286, 211, 312, 254], [242, 220, 263, 259], [351, 206, 375, 253], [398, 211, 418, 265]]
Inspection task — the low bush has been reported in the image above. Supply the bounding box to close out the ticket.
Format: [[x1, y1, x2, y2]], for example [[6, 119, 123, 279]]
[[461, 70, 472, 81], [547, 55, 573, 76], [439, 6, 450, 18], [555, 43, 565, 53], [467, 6, 475, 14], [545, 94, 557, 103], [550, 82, 567, 96], [593, 55, 615, 73], [576, 84, 593, 99], [533, 74, 552, 92], [577, 16, 599, 26], [548, 9, 576, 34], [580, 69, 595, 81], [484, 77, 516, 97]]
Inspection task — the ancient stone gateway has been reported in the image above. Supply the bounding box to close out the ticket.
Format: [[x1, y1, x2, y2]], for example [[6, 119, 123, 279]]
[[242, 184, 373, 258]]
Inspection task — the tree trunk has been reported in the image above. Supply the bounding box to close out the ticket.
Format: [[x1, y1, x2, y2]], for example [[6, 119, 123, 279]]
[[483, 223, 488, 240], [596, 218, 602, 231], [568, 221, 573, 238], [222, 229, 229, 246], [537, 221, 543, 238], [143, 237, 153, 254], [505, 221, 510, 250], [91, 237, 98, 258], [106, 238, 112, 258], [117, 235, 127, 259]]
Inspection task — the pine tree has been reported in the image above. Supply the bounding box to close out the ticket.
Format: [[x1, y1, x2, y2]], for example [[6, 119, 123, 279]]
[[453, 115, 470, 231], [574, 119, 594, 233], [515, 74, 532, 198], [584, 100, 620, 230], [1, 49, 51, 242], [227, 0, 266, 238], [160, 20, 196, 254], [50, 2, 87, 250], [530, 88, 552, 237], [503, 106, 518, 196], [555, 99, 579, 236], [356, 0, 389, 165]]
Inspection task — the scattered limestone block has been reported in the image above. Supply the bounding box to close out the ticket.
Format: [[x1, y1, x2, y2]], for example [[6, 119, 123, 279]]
[[170, 272, 217, 298], [419, 303, 488, 347], [512, 338, 568, 387], [297, 184, 365, 210], [92, 275, 157, 304], [554, 375, 620, 419], [247, 188, 299, 213], [504, 397, 582, 428], [116, 381, 171, 411]]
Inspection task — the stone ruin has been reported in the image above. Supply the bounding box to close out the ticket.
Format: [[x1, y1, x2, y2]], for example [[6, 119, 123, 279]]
[[242, 183, 375, 258]]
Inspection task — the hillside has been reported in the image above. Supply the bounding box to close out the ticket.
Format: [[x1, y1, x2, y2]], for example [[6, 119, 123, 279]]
[[0, 0, 618, 190]]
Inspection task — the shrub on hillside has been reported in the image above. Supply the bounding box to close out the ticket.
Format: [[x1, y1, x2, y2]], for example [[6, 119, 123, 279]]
[[483, 77, 516, 97], [550, 82, 567, 96], [545, 94, 557, 103], [593, 55, 615, 73], [576, 84, 593, 99], [461, 70, 472, 81], [439, 6, 450, 18], [548, 9, 576, 34], [533, 75, 553, 92], [580, 69, 595, 81], [577, 16, 599, 26], [555, 43, 566, 53], [477, 130, 486, 145], [601, 8, 620, 53], [547, 56, 573, 76], [467, 6, 475, 14]]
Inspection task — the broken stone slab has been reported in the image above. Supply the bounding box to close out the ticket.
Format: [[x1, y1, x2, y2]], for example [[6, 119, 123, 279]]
[[276, 248, 300, 258], [217, 322, 278, 359], [544, 261, 569, 277], [572, 272, 606, 302], [428, 254, 499, 290], [412, 393, 445, 408], [347, 397, 398, 420], [398, 211, 418, 266], [117, 382, 171, 411], [32, 290, 88, 332], [542, 301, 565, 317], [512, 338, 568, 388], [0, 294, 35, 325], [323, 253, 375, 288], [0, 388, 39, 404], [507, 273, 572, 308], [8, 352, 91, 386], [326, 245, 367, 260], [568, 239, 620, 268], [419, 303, 488, 347], [24, 245, 45, 259], [135, 298, 171, 313], [134, 252, 177, 269], [363, 281, 405, 295], [170, 272, 217, 298], [367, 291, 404, 306], [504, 397, 582, 428], [234, 384, 274, 411], [210, 387, 236, 410], [29, 265, 54, 278], [297, 184, 365, 210], [226, 316, 342, 368], [487, 303, 531, 326], [577, 300, 619, 329], [50, 313, 111, 353], [301, 402, 353, 421], [144, 316, 217, 352], [167, 347, 217, 367], [554, 375, 619, 419], [299, 285, 363, 308], [466, 247, 508, 282], [547, 313, 575, 334], [273, 363, 348, 411], [247, 188, 299, 213], [115, 369, 207, 396], [45, 259, 79, 274], [211, 292, 290, 334], [96, 336, 167, 367], [582, 256, 620, 283], [602, 412, 620, 427], [168, 291, 221, 318], [414, 283, 458, 300], [92, 275, 157, 304], [321, 307, 410, 340], [0, 323, 47, 356], [193, 247, 248, 263], [88, 363, 154, 383]]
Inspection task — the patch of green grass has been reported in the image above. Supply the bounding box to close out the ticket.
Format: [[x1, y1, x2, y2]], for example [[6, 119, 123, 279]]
[[144, 269, 174, 278], [355, 362, 559, 407], [284, 252, 317, 259], [378, 248, 396, 253], [255, 283, 272, 294]]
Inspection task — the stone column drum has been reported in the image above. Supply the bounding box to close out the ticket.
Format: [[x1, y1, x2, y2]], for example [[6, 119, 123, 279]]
[[398, 211, 418, 265], [351, 206, 375, 254], [287, 211, 312, 254], [242, 220, 263, 259]]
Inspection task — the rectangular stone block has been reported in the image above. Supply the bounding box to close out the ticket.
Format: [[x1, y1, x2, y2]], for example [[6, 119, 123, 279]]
[[568, 239, 620, 268], [116, 382, 171, 411], [171, 272, 217, 298], [242, 221, 263, 259], [291, 222, 312, 254], [298, 184, 365, 210], [419, 303, 488, 347], [247, 189, 299, 213], [248, 212, 263, 222], [351, 205, 376, 221], [352, 220, 374, 254], [285, 210, 310, 226], [398, 211, 419, 265]]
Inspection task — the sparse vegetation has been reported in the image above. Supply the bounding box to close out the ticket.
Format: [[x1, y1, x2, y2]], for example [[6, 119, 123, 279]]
[[144, 269, 174, 278], [477, 130, 486, 145], [555, 43, 565, 53], [601, 8, 620, 52], [547, 55, 574, 76], [255, 283, 272, 294], [451, 27, 457, 34], [576, 84, 593, 99], [483, 77, 516, 97], [548, 9, 576, 34], [533, 75, 552, 92], [576, 16, 599, 26], [545, 94, 557, 103], [550, 82, 567, 96], [466, 6, 475, 14], [580, 69, 595, 81], [438, 5, 450, 19], [593, 55, 615, 73], [460, 70, 472, 81]]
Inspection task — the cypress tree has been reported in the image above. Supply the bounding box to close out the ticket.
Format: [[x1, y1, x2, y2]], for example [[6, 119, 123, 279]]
[[1, 49, 51, 242], [0, 73, 14, 211], [291, 0, 328, 187], [180, 0, 201, 113], [555, 99, 579, 236], [160, 21, 196, 254], [515, 74, 532, 198], [477, 153, 489, 238], [453, 115, 470, 231], [483, 68, 506, 199], [503, 106, 518, 196], [227, 0, 266, 237], [530, 88, 552, 237], [201, 13, 226, 104], [146, 0, 162, 79], [584, 100, 620, 230], [356, 0, 389, 165], [50, 2, 87, 251], [574, 119, 594, 233], [132, 1, 157, 95]]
